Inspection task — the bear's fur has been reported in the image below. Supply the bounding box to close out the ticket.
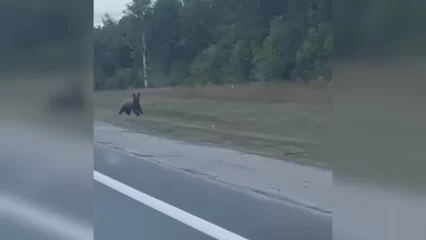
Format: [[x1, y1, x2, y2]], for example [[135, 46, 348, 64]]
[[118, 93, 144, 116]]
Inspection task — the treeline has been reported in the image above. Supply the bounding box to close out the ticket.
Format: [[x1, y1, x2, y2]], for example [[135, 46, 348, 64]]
[[94, 0, 332, 90]]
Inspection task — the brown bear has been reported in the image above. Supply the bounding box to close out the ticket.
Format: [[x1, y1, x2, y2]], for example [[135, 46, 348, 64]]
[[118, 93, 144, 116]]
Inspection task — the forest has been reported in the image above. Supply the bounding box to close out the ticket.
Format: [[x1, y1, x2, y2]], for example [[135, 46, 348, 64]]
[[94, 0, 332, 90]]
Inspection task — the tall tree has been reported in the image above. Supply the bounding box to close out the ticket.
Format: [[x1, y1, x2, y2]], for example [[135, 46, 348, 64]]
[[93, 0, 333, 90]]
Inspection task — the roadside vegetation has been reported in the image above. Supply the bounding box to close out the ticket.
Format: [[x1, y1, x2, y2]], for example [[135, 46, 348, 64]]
[[94, 0, 332, 167]]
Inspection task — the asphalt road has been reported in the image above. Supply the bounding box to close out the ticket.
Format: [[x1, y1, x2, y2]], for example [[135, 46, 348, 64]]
[[95, 182, 215, 240], [0, 125, 331, 240], [94, 143, 332, 240]]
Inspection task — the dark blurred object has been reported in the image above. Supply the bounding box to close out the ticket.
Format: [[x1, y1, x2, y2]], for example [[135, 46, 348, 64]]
[[48, 81, 86, 112]]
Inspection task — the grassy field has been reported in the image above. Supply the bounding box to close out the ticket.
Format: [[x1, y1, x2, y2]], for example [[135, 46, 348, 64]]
[[94, 82, 332, 168]]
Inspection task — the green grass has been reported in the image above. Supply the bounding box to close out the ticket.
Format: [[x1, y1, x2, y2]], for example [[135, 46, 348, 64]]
[[94, 83, 331, 168]]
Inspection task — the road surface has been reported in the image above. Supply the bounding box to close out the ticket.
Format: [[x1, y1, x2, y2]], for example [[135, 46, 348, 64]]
[[94, 121, 333, 214], [2, 123, 425, 240], [94, 143, 332, 240], [0, 122, 331, 240]]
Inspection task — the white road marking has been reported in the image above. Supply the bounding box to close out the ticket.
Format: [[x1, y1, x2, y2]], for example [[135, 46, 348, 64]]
[[0, 193, 92, 240], [94, 170, 250, 240]]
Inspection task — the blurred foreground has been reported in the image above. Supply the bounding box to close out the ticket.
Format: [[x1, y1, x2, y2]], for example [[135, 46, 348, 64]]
[[0, 0, 92, 239]]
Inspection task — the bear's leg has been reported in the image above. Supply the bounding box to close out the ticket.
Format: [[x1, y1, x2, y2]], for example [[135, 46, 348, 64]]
[[132, 108, 140, 116]]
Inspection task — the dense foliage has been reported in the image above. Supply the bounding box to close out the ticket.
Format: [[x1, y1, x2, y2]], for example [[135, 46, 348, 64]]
[[94, 0, 332, 90]]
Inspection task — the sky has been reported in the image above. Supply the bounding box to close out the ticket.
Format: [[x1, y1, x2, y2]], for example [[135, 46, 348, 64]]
[[94, 0, 130, 26]]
